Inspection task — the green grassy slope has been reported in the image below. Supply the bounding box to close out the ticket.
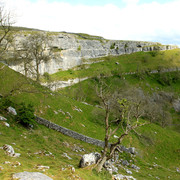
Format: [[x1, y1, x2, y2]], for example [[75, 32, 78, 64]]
[[0, 51, 180, 180], [46, 49, 180, 81]]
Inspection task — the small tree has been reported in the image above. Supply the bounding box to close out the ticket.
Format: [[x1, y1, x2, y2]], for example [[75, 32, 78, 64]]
[[16, 103, 35, 128], [95, 79, 149, 172], [0, 1, 15, 57], [16, 32, 52, 82]]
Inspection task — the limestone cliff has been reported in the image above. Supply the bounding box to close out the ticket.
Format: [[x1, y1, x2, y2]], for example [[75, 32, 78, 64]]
[[7, 32, 178, 75]]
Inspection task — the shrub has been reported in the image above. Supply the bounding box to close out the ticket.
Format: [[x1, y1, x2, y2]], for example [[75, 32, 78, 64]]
[[16, 103, 35, 128]]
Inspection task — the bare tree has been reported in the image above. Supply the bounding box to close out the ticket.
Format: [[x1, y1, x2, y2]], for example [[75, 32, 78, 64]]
[[0, 1, 15, 57], [94, 79, 149, 172], [15, 32, 52, 82]]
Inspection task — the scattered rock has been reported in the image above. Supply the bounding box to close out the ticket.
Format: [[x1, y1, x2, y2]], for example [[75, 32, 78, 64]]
[[36, 165, 50, 171], [176, 167, 180, 173], [4, 161, 11, 164], [115, 62, 120, 65], [54, 110, 58, 114], [131, 164, 140, 170], [2, 122, 10, 127], [122, 160, 130, 166], [79, 152, 101, 168], [128, 147, 136, 154], [58, 109, 65, 115], [113, 174, 136, 180], [73, 106, 83, 112], [66, 112, 72, 118], [0, 115, 7, 121], [3, 144, 21, 157], [103, 160, 118, 174], [11, 161, 21, 167], [62, 153, 72, 160], [126, 169, 133, 174], [7, 106, 17, 115], [71, 166, 75, 173], [0, 166, 4, 171], [12, 171, 52, 180]]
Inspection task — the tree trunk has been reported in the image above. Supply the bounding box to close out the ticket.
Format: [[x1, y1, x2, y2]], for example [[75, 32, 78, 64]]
[[96, 156, 107, 172]]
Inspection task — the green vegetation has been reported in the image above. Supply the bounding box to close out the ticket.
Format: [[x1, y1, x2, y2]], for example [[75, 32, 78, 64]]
[[0, 47, 180, 179], [48, 49, 180, 81]]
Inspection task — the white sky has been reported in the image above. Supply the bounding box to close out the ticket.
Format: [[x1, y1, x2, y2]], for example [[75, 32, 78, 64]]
[[4, 0, 180, 45]]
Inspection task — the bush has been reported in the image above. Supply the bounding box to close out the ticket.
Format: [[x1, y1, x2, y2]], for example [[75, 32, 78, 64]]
[[0, 97, 14, 111], [16, 103, 35, 128]]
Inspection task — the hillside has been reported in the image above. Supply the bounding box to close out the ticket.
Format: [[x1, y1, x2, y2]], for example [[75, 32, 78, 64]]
[[0, 44, 180, 180]]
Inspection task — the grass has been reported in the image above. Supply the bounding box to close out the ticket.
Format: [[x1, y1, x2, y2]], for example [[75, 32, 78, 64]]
[[47, 49, 180, 81], [0, 49, 180, 180]]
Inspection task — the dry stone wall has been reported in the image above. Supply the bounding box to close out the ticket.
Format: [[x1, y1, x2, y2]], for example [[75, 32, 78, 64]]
[[35, 116, 106, 148]]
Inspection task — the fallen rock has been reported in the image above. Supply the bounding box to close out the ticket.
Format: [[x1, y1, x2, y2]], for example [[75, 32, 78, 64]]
[[12, 171, 52, 180], [113, 174, 136, 180], [7, 106, 17, 115], [79, 152, 101, 168], [62, 153, 72, 160], [2, 122, 10, 127], [173, 99, 180, 112], [3, 144, 21, 157], [122, 160, 130, 166], [131, 164, 140, 170], [0, 115, 7, 121], [36, 165, 50, 171], [126, 169, 133, 174], [103, 160, 118, 174]]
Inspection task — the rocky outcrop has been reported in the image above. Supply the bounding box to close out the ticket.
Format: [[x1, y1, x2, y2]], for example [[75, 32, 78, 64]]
[[3, 144, 21, 157], [79, 152, 101, 168], [6, 32, 178, 76], [12, 171, 52, 180]]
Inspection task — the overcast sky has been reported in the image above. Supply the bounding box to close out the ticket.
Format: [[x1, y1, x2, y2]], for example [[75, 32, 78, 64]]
[[5, 0, 180, 46]]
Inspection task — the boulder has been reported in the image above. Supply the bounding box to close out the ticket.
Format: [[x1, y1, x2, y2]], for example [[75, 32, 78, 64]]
[[79, 152, 101, 168], [113, 174, 136, 180], [3, 144, 21, 157], [7, 106, 17, 115], [3, 122, 10, 127], [0, 115, 7, 121], [12, 171, 52, 180]]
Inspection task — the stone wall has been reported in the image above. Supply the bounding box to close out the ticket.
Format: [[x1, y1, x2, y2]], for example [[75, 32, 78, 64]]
[[35, 116, 106, 148]]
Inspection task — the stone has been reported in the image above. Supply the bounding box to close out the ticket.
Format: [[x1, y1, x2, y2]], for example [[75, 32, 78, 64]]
[[122, 160, 130, 166], [3, 122, 10, 127], [7, 106, 17, 115], [176, 167, 180, 173], [36, 165, 50, 171], [0, 166, 4, 171], [112, 174, 136, 180], [62, 153, 72, 160], [131, 164, 140, 170], [79, 152, 101, 168], [126, 169, 133, 174], [103, 160, 118, 174], [3, 144, 21, 157], [12, 171, 52, 180], [128, 147, 136, 154], [0, 115, 7, 121]]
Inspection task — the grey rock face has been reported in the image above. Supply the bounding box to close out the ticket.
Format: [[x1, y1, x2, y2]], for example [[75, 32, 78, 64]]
[[12, 171, 52, 180], [7, 33, 178, 76], [79, 152, 101, 168]]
